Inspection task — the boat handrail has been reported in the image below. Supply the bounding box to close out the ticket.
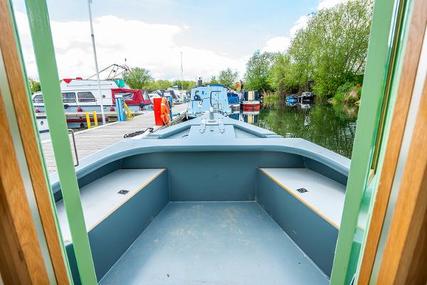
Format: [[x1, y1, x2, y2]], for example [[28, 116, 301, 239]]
[[68, 129, 79, 166]]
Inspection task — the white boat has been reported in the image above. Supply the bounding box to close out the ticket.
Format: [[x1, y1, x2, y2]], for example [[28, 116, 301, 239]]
[[32, 78, 151, 128]]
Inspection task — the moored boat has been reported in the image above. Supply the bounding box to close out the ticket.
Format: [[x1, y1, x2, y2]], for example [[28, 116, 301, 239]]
[[32, 78, 151, 127], [286, 94, 298, 106], [241, 90, 261, 111], [227, 91, 241, 111], [187, 84, 232, 118], [298, 91, 314, 103]]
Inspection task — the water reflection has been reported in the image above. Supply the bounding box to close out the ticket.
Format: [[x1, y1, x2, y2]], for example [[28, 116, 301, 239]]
[[233, 104, 357, 158]]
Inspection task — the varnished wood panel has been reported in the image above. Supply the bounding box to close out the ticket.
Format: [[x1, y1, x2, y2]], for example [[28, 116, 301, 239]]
[[404, 204, 427, 284], [357, 0, 427, 283], [376, 70, 427, 284], [0, 0, 69, 283], [0, 92, 49, 284]]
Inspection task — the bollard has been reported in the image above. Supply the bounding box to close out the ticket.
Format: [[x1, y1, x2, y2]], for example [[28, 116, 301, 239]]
[[85, 112, 91, 129], [115, 95, 126, 121], [93, 111, 98, 126], [167, 96, 173, 120]]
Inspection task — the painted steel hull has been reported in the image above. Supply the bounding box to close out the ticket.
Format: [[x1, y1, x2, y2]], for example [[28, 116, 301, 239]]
[[241, 101, 261, 111]]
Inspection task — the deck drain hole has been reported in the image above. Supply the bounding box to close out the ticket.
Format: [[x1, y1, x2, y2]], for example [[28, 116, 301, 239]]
[[118, 189, 130, 195], [297, 188, 308, 193]]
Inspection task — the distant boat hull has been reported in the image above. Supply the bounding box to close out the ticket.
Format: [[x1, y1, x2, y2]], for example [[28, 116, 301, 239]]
[[241, 100, 261, 111], [230, 104, 241, 111]]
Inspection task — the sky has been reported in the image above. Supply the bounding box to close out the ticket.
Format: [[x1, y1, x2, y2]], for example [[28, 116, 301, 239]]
[[12, 0, 345, 81]]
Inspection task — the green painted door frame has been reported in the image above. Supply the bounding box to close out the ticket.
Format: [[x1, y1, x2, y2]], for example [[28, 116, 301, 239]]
[[22, 0, 98, 284], [330, 0, 408, 284]]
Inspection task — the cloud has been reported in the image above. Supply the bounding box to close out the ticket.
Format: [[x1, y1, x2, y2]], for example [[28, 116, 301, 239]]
[[318, 0, 347, 10], [15, 12, 247, 81], [261, 14, 309, 54], [261, 0, 346, 53], [289, 15, 311, 37], [262, 36, 291, 53]]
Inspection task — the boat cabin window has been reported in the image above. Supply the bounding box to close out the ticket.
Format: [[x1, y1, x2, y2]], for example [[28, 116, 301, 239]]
[[77, 91, 97, 102], [142, 92, 149, 101], [116, 92, 134, 100], [62, 92, 76, 103], [33, 94, 44, 103]]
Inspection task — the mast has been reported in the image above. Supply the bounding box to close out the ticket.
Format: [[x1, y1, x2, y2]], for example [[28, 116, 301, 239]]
[[87, 0, 106, 124], [180, 51, 184, 90]]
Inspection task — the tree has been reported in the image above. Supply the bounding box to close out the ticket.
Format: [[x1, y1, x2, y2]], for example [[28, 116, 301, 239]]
[[244, 50, 275, 92], [173, 80, 196, 90], [146, 80, 173, 91], [123, 67, 153, 89], [244, 0, 373, 103], [269, 54, 292, 94], [218, 68, 238, 88], [29, 78, 41, 94], [286, 0, 373, 100], [209, 76, 219, 85]]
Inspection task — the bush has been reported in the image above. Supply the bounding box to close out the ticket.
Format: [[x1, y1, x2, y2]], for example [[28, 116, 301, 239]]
[[331, 82, 362, 105], [263, 92, 281, 109]]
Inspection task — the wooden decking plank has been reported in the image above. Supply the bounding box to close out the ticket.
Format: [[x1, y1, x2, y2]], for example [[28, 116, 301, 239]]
[[41, 104, 187, 174]]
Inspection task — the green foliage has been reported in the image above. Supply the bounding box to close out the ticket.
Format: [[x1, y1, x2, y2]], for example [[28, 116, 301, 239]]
[[262, 92, 282, 109], [331, 82, 362, 105], [209, 76, 219, 85], [218, 68, 238, 88], [144, 79, 196, 91], [173, 80, 196, 90], [146, 80, 172, 91], [268, 54, 294, 94], [246, 0, 373, 104], [291, 0, 372, 99], [29, 78, 41, 94], [244, 50, 275, 92], [123, 67, 153, 89]]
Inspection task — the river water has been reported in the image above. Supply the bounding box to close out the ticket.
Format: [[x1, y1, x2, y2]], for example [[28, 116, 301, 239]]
[[231, 104, 358, 158]]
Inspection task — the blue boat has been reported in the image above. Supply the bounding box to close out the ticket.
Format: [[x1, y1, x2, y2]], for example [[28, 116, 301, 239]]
[[286, 94, 298, 106], [50, 109, 349, 284], [227, 91, 241, 110], [187, 84, 232, 118]]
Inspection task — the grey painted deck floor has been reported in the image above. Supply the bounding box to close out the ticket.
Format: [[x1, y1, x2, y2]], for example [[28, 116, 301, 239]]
[[100, 202, 328, 285]]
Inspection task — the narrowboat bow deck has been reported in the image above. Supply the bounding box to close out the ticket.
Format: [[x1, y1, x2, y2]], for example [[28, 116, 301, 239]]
[[51, 112, 350, 284]]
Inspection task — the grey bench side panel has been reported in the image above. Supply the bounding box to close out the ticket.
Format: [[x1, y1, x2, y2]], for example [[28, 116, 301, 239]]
[[66, 170, 169, 283], [257, 172, 337, 277], [123, 151, 304, 201]]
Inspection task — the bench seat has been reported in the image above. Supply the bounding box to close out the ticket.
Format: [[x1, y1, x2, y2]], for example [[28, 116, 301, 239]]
[[57, 168, 165, 243], [56, 168, 168, 283], [259, 168, 345, 229], [257, 167, 346, 277]]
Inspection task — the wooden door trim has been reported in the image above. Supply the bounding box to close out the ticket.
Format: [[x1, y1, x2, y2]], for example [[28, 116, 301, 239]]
[[376, 62, 427, 284], [0, 0, 70, 284], [356, 0, 427, 283]]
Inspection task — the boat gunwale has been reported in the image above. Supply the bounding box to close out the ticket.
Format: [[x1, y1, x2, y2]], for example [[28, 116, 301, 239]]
[[49, 137, 350, 194]]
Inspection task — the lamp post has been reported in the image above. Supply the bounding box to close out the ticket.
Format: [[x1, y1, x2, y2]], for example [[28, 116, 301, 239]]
[[88, 0, 106, 124], [180, 51, 184, 90]]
